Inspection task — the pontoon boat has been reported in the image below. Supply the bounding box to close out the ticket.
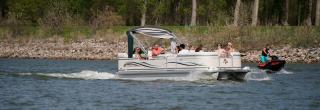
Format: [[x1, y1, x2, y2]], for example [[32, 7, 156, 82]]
[[117, 27, 249, 81]]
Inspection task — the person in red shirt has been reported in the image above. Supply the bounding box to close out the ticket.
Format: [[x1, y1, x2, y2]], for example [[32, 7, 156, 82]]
[[152, 44, 164, 57]]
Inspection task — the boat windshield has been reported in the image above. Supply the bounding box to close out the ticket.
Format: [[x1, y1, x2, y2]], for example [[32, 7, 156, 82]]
[[133, 34, 174, 53], [127, 27, 180, 58]]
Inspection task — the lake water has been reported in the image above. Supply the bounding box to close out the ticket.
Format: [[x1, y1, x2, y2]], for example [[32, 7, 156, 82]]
[[0, 58, 319, 110]]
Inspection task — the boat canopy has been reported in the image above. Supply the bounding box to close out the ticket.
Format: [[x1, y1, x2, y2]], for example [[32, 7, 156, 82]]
[[126, 27, 178, 58], [131, 27, 176, 39]]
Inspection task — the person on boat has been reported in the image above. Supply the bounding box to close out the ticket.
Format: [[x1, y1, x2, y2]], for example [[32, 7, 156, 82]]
[[216, 43, 224, 52], [224, 42, 235, 57], [216, 43, 225, 57], [178, 44, 189, 54], [260, 44, 272, 63], [195, 44, 203, 52], [152, 44, 164, 57], [216, 43, 224, 56], [133, 47, 146, 60], [188, 44, 195, 52], [175, 46, 181, 54], [226, 42, 235, 52]]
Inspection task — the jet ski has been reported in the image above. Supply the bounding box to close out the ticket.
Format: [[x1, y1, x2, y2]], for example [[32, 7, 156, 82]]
[[258, 56, 286, 72]]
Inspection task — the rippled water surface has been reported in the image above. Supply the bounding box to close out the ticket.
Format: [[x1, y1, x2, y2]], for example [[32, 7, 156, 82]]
[[0, 58, 319, 110]]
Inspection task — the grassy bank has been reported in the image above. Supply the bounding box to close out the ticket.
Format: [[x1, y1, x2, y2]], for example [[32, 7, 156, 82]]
[[1, 26, 319, 51]]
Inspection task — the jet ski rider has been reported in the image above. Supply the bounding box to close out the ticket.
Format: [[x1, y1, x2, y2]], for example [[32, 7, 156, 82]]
[[260, 44, 272, 63]]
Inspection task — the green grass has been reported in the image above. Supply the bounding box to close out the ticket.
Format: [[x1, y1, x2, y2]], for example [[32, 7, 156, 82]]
[[1, 25, 319, 50]]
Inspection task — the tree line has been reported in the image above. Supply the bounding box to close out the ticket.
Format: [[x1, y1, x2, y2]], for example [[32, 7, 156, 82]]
[[0, 0, 320, 27]]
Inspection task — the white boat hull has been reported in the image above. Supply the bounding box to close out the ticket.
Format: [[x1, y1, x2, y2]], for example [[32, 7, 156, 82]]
[[116, 69, 248, 81], [118, 27, 249, 81], [117, 52, 249, 81]]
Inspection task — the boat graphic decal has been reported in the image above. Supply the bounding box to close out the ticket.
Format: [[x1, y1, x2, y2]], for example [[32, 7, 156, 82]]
[[124, 62, 157, 68], [167, 62, 205, 66], [140, 62, 157, 66]]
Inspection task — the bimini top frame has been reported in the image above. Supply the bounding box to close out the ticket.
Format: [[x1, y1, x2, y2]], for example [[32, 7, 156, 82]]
[[126, 27, 179, 58]]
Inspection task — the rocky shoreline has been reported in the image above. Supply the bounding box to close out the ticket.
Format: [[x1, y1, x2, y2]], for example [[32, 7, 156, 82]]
[[1, 39, 319, 63], [0, 39, 127, 60]]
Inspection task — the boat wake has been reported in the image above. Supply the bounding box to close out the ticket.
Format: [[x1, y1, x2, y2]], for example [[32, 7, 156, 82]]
[[17, 70, 116, 80], [8, 67, 277, 82], [245, 68, 271, 81], [11, 70, 217, 81], [180, 70, 217, 81], [276, 69, 294, 74]]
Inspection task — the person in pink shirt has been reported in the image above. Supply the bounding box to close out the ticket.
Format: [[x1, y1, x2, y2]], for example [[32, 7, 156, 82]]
[[152, 44, 164, 57]]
